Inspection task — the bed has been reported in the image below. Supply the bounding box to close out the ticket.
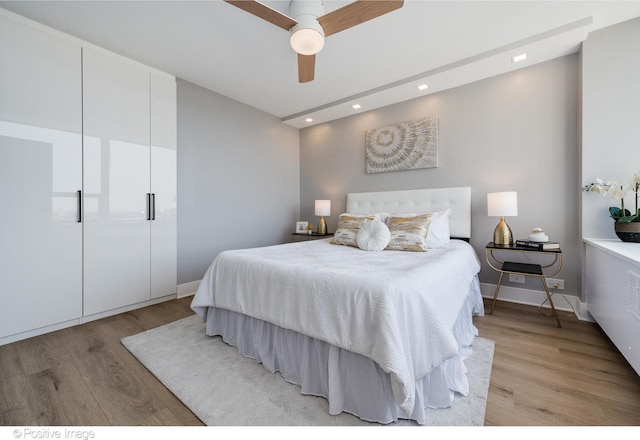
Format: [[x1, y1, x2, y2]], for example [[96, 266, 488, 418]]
[[191, 186, 484, 425]]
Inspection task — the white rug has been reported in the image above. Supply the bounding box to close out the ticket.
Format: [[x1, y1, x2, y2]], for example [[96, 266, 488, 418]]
[[122, 314, 494, 426]]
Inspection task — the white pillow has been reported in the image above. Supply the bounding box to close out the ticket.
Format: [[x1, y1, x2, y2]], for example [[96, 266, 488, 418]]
[[356, 219, 391, 251], [385, 209, 451, 249], [427, 209, 451, 248]]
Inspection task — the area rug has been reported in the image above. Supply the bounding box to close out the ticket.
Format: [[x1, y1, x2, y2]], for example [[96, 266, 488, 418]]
[[122, 314, 494, 426]]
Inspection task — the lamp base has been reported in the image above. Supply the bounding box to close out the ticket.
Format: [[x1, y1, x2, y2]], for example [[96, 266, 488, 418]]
[[493, 216, 513, 246], [317, 216, 327, 235]]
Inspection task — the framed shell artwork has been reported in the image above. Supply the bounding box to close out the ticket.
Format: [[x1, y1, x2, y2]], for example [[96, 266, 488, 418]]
[[365, 116, 438, 174]]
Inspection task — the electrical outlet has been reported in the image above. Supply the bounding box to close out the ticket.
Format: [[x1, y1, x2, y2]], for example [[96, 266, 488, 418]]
[[546, 278, 564, 290], [509, 274, 525, 283]]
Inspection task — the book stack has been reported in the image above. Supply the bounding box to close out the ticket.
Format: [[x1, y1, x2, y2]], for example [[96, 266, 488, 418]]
[[515, 239, 560, 250]]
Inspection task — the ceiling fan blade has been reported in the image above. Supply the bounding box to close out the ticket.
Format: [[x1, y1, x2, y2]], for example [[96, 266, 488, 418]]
[[319, 0, 404, 37], [298, 54, 315, 83], [225, 1, 297, 31]]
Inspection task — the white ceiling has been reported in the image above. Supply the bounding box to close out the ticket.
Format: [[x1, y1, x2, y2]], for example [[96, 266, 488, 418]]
[[2, 1, 640, 128]]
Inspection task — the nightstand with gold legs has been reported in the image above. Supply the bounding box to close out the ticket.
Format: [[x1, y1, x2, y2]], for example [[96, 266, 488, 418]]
[[485, 242, 563, 328]]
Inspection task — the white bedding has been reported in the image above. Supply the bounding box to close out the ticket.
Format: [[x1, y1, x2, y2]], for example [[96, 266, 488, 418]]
[[191, 238, 482, 417]]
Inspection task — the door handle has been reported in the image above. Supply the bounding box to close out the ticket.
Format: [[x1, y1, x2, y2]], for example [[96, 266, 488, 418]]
[[77, 190, 82, 223], [151, 193, 156, 221], [146, 193, 151, 221]]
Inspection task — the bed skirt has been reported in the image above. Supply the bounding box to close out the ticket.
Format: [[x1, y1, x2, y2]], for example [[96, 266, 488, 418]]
[[203, 275, 484, 425]]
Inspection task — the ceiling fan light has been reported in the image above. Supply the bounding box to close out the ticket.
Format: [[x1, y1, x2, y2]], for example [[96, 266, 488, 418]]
[[290, 16, 325, 55], [290, 28, 324, 55]]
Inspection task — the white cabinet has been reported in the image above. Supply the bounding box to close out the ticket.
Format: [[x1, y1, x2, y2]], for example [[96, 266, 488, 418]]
[[150, 74, 178, 299], [82, 48, 177, 315], [82, 48, 153, 315], [585, 239, 640, 375], [0, 12, 177, 342], [0, 14, 83, 338]]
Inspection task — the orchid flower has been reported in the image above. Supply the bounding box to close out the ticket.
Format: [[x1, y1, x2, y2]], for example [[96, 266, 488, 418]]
[[583, 172, 640, 222]]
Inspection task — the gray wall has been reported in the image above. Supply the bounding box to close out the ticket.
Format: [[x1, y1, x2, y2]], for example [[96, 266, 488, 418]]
[[177, 79, 300, 284], [300, 55, 580, 296], [582, 17, 640, 240]]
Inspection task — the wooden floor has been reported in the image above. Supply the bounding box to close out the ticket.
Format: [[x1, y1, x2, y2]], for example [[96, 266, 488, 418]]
[[0, 297, 202, 426], [477, 300, 640, 425], [1, 296, 639, 426]]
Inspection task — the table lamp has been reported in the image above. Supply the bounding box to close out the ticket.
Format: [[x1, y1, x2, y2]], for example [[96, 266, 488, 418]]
[[487, 191, 518, 246], [315, 200, 331, 235]]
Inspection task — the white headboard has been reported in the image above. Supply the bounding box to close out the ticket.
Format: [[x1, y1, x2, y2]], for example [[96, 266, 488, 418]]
[[346, 186, 472, 239]]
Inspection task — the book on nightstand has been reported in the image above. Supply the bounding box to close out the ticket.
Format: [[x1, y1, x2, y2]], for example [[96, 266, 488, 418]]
[[515, 239, 560, 250]]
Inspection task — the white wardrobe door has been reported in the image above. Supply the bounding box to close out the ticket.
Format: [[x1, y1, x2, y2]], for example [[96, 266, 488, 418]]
[[82, 48, 151, 315], [0, 15, 83, 337], [150, 73, 177, 299]]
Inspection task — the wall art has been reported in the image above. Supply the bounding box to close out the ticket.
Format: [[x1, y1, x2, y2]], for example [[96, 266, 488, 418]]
[[365, 116, 438, 174]]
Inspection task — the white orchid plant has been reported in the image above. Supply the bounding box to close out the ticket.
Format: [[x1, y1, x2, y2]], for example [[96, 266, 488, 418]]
[[582, 172, 640, 223]]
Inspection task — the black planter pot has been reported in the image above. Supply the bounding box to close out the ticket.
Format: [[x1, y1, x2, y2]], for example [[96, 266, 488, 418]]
[[614, 221, 640, 242]]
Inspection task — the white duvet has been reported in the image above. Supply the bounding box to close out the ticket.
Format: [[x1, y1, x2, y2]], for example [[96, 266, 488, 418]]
[[191, 238, 481, 416]]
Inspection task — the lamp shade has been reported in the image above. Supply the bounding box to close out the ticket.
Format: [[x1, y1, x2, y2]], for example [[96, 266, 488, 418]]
[[487, 192, 518, 217], [314, 200, 331, 216]]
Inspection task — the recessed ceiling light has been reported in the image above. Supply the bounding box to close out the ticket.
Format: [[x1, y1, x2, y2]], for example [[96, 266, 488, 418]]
[[305, 118, 313, 123], [352, 104, 361, 110], [512, 53, 527, 63], [417, 83, 428, 91]]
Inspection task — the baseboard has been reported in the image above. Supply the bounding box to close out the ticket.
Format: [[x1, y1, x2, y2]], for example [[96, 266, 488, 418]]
[[81, 293, 177, 324], [2, 281, 200, 346], [0, 293, 177, 347], [177, 280, 200, 298], [480, 282, 594, 322], [0, 318, 85, 347]]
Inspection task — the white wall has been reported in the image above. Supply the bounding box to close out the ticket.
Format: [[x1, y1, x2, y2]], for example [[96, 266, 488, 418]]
[[177, 79, 300, 284], [582, 17, 640, 240], [300, 56, 580, 297]]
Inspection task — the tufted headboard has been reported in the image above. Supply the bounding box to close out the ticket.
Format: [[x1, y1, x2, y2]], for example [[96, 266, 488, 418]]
[[346, 186, 472, 239]]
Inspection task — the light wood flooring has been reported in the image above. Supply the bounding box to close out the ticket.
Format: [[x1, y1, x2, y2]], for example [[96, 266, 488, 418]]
[[0, 296, 639, 426], [477, 300, 640, 425]]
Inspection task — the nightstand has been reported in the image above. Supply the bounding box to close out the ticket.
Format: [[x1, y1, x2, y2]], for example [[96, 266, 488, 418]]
[[291, 232, 334, 242], [485, 242, 563, 327]]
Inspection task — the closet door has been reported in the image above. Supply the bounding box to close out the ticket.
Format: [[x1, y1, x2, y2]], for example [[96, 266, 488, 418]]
[[0, 15, 83, 338], [150, 74, 177, 299], [82, 48, 151, 315]]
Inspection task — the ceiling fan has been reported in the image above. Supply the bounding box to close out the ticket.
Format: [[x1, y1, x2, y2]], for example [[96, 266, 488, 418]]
[[225, 0, 404, 83]]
